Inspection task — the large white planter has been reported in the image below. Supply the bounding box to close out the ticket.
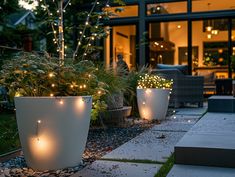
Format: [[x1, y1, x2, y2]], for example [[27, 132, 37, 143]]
[[14, 96, 92, 170], [137, 88, 170, 120]]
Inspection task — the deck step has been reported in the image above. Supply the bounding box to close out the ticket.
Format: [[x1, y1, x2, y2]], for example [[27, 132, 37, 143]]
[[175, 113, 235, 168], [167, 165, 235, 177]]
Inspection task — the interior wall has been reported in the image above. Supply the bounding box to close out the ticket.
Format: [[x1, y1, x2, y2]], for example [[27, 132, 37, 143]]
[[112, 25, 136, 69]]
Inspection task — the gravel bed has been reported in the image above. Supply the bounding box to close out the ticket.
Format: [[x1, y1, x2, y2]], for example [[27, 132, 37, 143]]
[[0, 119, 154, 177]]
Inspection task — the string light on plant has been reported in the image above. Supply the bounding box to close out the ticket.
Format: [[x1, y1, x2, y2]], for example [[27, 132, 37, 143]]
[[50, 93, 54, 97], [137, 74, 173, 89], [36, 120, 41, 142]]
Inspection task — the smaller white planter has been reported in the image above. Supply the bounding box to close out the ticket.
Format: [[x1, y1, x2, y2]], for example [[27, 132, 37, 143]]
[[137, 88, 170, 120], [14, 96, 92, 170]]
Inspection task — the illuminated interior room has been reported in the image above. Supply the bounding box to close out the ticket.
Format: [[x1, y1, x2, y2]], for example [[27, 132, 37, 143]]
[[104, 0, 235, 93]]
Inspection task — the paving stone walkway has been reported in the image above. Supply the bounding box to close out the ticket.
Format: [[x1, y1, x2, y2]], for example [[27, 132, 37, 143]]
[[72, 106, 206, 177]]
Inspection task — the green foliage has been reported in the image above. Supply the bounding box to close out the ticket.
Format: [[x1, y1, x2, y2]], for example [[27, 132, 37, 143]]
[[155, 154, 174, 177], [0, 52, 128, 121], [0, 112, 20, 155], [0, 0, 20, 23]]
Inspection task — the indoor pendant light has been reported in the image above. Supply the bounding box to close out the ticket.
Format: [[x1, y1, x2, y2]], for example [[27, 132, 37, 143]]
[[205, 3, 213, 32]]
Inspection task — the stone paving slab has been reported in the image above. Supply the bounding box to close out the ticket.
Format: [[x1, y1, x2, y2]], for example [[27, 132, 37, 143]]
[[175, 112, 235, 167], [189, 112, 235, 133], [151, 120, 196, 132], [175, 107, 207, 116], [167, 165, 235, 177], [72, 160, 161, 177], [102, 130, 185, 162]]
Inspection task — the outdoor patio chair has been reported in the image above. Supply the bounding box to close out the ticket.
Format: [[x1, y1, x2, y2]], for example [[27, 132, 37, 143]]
[[151, 66, 204, 108]]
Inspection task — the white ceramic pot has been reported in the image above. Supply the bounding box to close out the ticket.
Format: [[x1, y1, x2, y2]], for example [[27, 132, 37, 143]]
[[137, 88, 170, 120], [14, 96, 92, 170]]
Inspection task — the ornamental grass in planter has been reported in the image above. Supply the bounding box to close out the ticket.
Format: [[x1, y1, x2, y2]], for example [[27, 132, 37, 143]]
[[137, 74, 173, 121], [0, 53, 109, 170]]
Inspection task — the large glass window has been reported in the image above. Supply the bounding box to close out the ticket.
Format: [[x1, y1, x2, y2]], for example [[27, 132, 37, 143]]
[[232, 19, 235, 79], [192, 0, 235, 12], [148, 21, 188, 68], [147, 1, 187, 15], [192, 19, 229, 94], [104, 5, 138, 18], [105, 25, 136, 69], [192, 19, 229, 78]]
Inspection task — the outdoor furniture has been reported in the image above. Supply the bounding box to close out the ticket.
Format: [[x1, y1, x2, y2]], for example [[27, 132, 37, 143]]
[[215, 78, 232, 95], [152, 66, 204, 108]]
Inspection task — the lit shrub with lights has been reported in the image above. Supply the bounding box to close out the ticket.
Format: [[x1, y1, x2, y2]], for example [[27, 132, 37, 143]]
[[137, 74, 173, 89], [136, 73, 173, 121], [0, 52, 109, 121]]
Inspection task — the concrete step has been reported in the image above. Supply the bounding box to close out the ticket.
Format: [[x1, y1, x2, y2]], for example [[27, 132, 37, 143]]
[[208, 96, 235, 113], [167, 165, 235, 177], [175, 113, 235, 168]]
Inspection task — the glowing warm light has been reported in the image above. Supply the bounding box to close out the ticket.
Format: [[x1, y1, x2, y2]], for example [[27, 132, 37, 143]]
[[79, 85, 83, 89], [160, 45, 164, 48], [154, 42, 159, 46], [142, 102, 146, 105], [15, 92, 21, 97], [30, 135, 56, 162], [76, 98, 85, 109], [177, 25, 182, 29], [37, 120, 41, 124], [70, 85, 74, 89], [50, 94, 54, 97], [49, 73, 54, 77], [207, 34, 212, 39], [211, 29, 219, 35], [59, 100, 64, 105], [98, 91, 102, 95], [51, 84, 55, 87], [145, 89, 152, 94], [83, 84, 87, 88], [206, 26, 213, 32]]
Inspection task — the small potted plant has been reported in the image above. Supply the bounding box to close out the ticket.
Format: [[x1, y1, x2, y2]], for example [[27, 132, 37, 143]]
[[137, 74, 173, 121], [0, 53, 108, 170]]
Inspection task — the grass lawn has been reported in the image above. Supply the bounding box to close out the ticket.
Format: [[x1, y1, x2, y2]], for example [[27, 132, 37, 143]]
[[155, 154, 174, 177], [0, 111, 20, 155]]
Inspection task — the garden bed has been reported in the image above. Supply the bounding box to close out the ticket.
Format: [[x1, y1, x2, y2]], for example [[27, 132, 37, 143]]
[[0, 118, 154, 177]]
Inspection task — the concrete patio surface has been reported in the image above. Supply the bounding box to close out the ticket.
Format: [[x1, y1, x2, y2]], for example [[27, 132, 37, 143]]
[[72, 106, 205, 177], [175, 112, 235, 168], [72, 160, 161, 177]]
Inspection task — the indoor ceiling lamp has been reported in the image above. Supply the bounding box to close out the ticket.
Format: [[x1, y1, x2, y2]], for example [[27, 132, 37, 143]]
[[205, 3, 213, 32], [207, 34, 212, 39], [211, 29, 219, 35]]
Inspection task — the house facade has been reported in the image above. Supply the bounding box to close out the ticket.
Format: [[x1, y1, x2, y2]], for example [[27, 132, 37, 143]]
[[104, 0, 235, 79]]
